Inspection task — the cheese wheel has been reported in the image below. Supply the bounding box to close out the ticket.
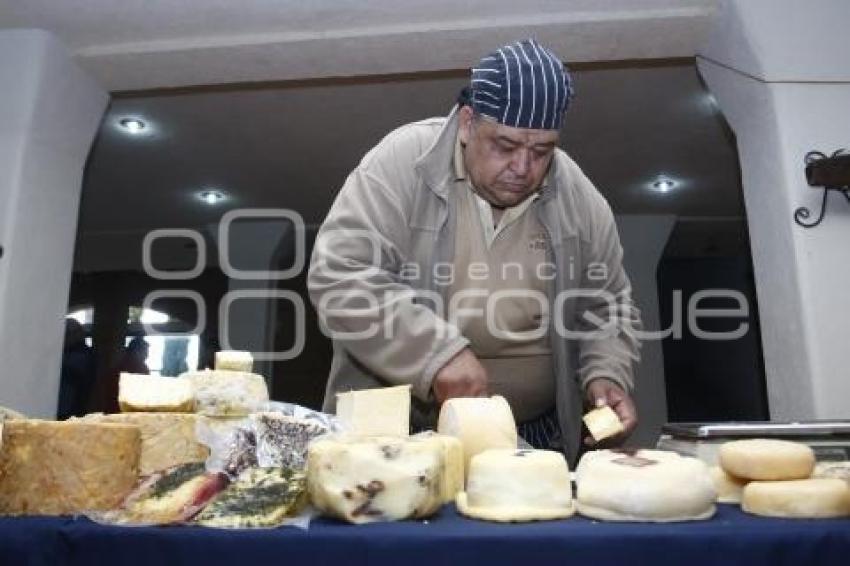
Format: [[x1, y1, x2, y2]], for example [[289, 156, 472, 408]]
[[186, 369, 269, 416], [307, 436, 443, 524], [742, 479, 850, 518], [214, 350, 254, 372], [456, 449, 574, 522], [812, 461, 850, 485], [575, 449, 716, 522], [719, 439, 815, 481], [710, 466, 748, 504], [437, 396, 517, 473]]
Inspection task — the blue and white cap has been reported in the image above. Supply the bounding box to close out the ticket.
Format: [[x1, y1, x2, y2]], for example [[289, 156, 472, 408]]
[[470, 39, 574, 131]]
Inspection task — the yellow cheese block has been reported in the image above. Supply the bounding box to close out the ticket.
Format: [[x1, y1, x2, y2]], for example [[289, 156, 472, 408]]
[[214, 350, 254, 372], [76, 413, 209, 476], [119, 373, 194, 413], [336, 385, 411, 437], [582, 406, 624, 442], [0, 419, 140, 515]]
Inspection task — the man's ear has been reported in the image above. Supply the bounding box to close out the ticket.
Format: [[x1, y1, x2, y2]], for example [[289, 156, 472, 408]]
[[458, 105, 474, 145]]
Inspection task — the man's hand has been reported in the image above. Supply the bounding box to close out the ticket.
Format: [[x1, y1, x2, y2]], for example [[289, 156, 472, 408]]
[[432, 348, 489, 403], [584, 378, 637, 447]]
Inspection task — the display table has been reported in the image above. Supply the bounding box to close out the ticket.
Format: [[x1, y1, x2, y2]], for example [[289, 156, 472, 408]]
[[2, 504, 848, 566]]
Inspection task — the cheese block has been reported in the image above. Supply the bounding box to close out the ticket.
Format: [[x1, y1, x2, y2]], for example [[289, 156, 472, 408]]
[[336, 385, 411, 437], [195, 467, 307, 528], [252, 412, 330, 471], [0, 406, 24, 422], [0, 419, 140, 515], [215, 350, 254, 372], [75, 413, 209, 476], [742, 478, 850, 518], [812, 461, 850, 484], [719, 439, 815, 481], [120, 462, 227, 524], [410, 432, 465, 504], [307, 435, 443, 524], [457, 449, 574, 522], [186, 369, 269, 416], [119, 373, 194, 413], [438, 396, 517, 474], [575, 449, 716, 522], [582, 405, 624, 442], [710, 466, 748, 504]]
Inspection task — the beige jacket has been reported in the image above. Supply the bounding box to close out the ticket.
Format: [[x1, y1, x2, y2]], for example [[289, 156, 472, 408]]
[[308, 106, 641, 462]]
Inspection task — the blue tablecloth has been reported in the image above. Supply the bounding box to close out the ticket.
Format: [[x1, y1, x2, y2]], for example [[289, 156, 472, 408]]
[[2, 504, 848, 566]]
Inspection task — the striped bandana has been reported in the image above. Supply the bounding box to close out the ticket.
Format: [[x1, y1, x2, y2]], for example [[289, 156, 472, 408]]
[[470, 39, 574, 131]]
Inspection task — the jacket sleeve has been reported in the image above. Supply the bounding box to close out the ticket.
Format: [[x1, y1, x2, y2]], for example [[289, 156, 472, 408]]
[[308, 165, 469, 403], [572, 181, 642, 394]]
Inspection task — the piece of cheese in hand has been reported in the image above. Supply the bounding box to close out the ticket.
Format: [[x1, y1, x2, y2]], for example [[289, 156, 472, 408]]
[[307, 435, 443, 524], [119, 373, 194, 413], [214, 350, 254, 372], [457, 448, 574, 522], [742, 478, 850, 518], [0, 419, 140, 515], [336, 385, 411, 437], [75, 413, 209, 476], [438, 396, 517, 473], [582, 405, 624, 442]]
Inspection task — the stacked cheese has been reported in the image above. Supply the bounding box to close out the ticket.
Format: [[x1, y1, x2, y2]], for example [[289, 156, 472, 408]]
[[719, 439, 850, 518], [437, 396, 517, 474]]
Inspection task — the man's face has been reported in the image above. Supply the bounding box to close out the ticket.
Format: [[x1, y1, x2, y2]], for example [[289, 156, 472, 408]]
[[458, 105, 559, 208]]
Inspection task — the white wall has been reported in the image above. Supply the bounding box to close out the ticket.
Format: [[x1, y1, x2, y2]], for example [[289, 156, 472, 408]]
[[698, 0, 850, 419], [615, 214, 676, 446], [0, 29, 108, 416]]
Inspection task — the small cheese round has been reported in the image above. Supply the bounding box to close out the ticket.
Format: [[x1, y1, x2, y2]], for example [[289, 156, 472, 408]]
[[742, 479, 850, 518], [456, 449, 574, 522], [719, 439, 814, 481], [575, 449, 716, 522], [710, 466, 748, 504], [437, 396, 517, 473]]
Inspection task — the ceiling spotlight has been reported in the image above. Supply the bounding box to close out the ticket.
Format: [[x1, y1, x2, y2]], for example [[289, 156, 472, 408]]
[[119, 118, 146, 133], [199, 190, 225, 205], [652, 178, 676, 193]]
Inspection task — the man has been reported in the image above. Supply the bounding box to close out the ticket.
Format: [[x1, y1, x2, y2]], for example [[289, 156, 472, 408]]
[[308, 39, 641, 462]]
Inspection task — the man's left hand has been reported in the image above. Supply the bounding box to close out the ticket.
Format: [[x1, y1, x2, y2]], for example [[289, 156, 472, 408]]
[[584, 378, 637, 447]]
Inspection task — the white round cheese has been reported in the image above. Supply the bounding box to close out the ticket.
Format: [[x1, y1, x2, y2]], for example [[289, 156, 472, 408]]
[[437, 396, 517, 473], [719, 439, 815, 481], [456, 448, 574, 522], [575, 449, 716, 522], [710, 466, 748, 504], [742, 478, 850, 518]]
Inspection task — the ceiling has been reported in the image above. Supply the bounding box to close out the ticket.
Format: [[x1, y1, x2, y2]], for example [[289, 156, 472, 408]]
[[0, 0, 747, 271]]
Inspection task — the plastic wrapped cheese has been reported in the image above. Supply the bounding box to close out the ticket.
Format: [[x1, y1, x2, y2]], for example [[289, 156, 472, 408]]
[[457, 449, 574, 522], [307, 435, 443, 524], [575, 449, 716, 522], [437, 396, 517, 473], [335, 385, 411, 437], [185, 369, 269, 416], [0, 419, 140, 515]]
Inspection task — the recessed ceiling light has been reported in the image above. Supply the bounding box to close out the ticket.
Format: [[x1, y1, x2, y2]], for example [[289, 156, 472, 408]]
[[652, 178, 676, 193], [199, 189, 226, 205], [119, 118, 146, 134]]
